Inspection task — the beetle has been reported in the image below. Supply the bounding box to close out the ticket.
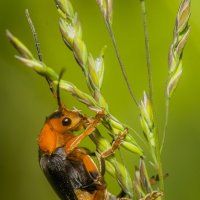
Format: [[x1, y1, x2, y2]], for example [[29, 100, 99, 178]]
[[38, 107, 107, 200], [38, 71, 128, 200]]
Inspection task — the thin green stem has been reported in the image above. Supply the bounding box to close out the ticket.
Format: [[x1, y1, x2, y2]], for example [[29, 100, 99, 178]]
[[151, 117, 164, 197], [155, 137, 165, 196], [106, 22, 139, 107], [153, 124, 165, 195], [140, 0, 153, 102], [160, 97, 169, 153], [140, 0, 164, 195]]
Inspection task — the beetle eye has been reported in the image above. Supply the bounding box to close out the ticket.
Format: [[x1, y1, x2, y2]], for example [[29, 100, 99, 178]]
[[62, 117, 71, 126]]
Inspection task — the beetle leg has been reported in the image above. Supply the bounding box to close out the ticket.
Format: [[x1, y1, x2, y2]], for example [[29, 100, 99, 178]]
[[95, 152, 106, 177], [101, 128, 128, 159], [65, 111, 105, 154], [92, 188, 107, 200]]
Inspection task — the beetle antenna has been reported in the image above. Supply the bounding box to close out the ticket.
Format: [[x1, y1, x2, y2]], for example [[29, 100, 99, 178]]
[[25, 9, 55, 95], [57, 69, 65, 109]]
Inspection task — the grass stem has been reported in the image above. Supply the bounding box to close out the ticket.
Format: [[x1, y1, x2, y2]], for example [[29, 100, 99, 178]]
[[156, 146, 165, 199], [106, 22, 139, 107], [139, 2, 165, 196], [140, 0, 153, 103], [160, 97, 169, 153]]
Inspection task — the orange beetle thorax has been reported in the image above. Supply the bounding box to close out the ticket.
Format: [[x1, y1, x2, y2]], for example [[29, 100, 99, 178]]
[[38, 108, 84, 155], [38, 122, 57, 154]]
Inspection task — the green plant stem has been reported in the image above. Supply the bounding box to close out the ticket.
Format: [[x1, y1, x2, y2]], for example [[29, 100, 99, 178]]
[[106, 22, 139, 107], [155, 136, 165, 197], [148, 132, 164, 196], [140, 0, 153, 102], [161, 97, 169, 153], [139, 0, 165, 195], [154, 126, 165, 196]]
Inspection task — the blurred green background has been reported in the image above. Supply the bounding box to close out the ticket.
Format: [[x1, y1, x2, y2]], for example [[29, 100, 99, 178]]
[[0, 0, 200, 199]]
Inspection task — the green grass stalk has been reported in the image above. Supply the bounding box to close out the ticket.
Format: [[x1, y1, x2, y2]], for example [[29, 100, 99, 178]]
[[140, 0, 153, 102], [106, 22, 139, 107]]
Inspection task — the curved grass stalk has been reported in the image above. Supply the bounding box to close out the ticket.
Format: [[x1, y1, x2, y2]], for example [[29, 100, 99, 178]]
[[97, 0, 139, 107], [161, 0, 191, 153], [106, 23, 139, 107]]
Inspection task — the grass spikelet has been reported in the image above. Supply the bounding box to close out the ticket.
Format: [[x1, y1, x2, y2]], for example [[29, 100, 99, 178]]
[[96, 0, 113, 24], [139, 92, 156, 149], [167, 0, 191, 98]]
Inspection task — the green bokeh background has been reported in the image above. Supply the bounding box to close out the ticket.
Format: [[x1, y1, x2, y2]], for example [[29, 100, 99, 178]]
[[0, 0, 200, 199]]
